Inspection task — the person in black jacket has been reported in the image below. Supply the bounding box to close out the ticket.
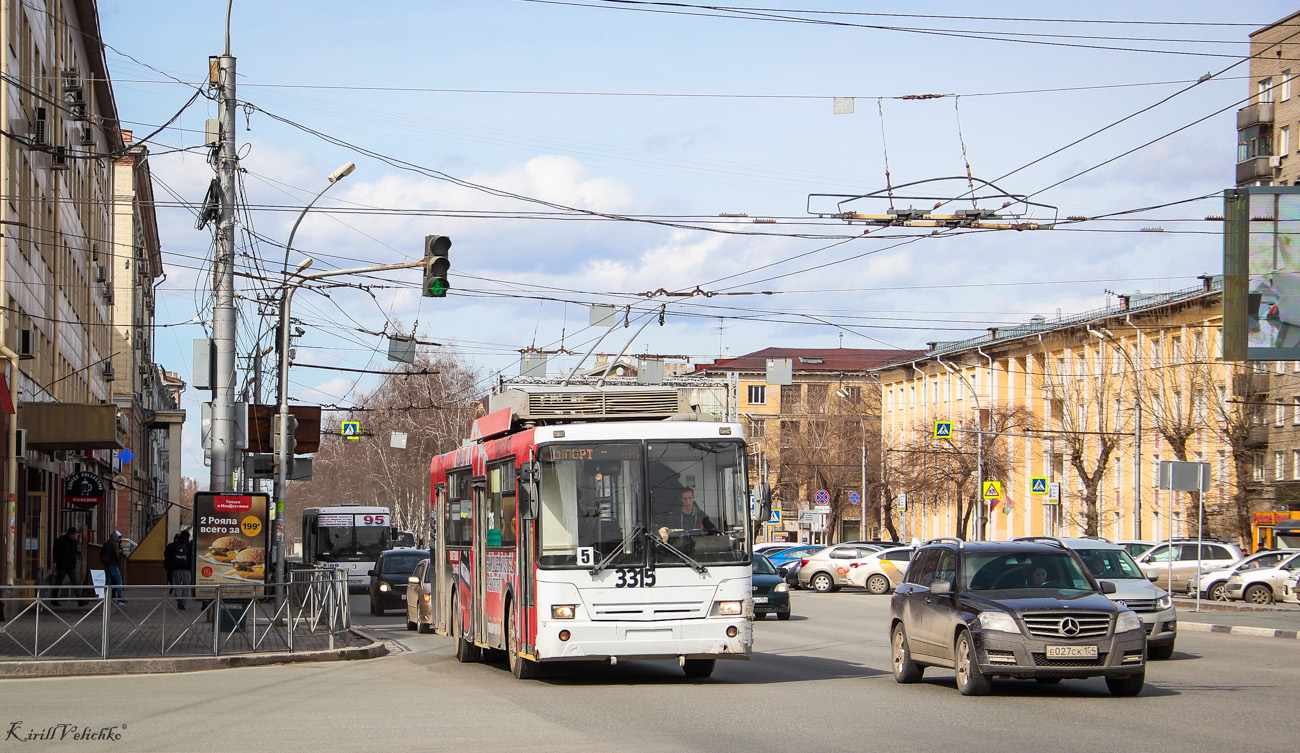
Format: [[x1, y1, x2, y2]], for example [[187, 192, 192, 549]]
[[101, 531, 125, 604], [51, 527, 81, 605], [167, 530, 194, 609]]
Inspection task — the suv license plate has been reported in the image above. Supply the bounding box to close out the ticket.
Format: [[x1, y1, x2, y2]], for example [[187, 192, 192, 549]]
[[1046, 645, 1097, 659]]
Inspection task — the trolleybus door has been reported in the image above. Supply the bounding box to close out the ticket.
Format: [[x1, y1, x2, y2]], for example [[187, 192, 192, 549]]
[[432, 485, 447, 633], [518, 460, 540, 657], [473, 479, 487, 646]]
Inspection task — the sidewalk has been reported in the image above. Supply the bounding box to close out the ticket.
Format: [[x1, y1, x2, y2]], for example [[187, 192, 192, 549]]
[[1173, 597, 1300, 639]]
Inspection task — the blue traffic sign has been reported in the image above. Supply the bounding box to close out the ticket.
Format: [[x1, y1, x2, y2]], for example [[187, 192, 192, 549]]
[[848, 492, 861, 506], [341, 420, 361, 440], [1030, 477, 1049, 494], [934, 421, 953, 439], [768, 509, 783, 525], [117, 448, 133, 464], [814, 489, 830, 506]]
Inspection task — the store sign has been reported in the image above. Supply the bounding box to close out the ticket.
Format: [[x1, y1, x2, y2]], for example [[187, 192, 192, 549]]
[[65, 471, 106, 505], [194, 492, 271, 597]]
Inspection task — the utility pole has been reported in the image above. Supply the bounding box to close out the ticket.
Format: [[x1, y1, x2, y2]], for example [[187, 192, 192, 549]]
[[209, 34, 239, 492]]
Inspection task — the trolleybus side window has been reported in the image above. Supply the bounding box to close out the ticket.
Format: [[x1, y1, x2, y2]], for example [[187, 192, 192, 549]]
[[446, 470, 472, 547], [487, 460, 517, 547], [538, 443, 641, 568]]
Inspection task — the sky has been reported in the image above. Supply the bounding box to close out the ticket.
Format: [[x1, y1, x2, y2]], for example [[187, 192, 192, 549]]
[[95, 0, 1299, 483]]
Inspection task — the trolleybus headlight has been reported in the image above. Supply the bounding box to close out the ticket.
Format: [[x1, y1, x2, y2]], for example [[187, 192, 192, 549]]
[[716, 600, 743, 616], [774, 583, 789, 593], [551, 605, 576, 619]]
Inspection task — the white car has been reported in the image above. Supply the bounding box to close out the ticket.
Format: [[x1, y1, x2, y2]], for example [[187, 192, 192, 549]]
[[1224, 551, 1300, 604], [1187, 549, 1299, 601], [1281, 571, 1300, 604], [845, 546, 915, 594], [797, 543, 883, 592]]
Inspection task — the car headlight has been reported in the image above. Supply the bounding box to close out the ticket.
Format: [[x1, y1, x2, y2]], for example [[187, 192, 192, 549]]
[[774, 583, 789, 593], [1116, 610, 1143, 632], [1156, 593, 1172, 610], [551, 605, 576, 620], [378, 583, 390, 592], [716, 600, 743, 616], [978, 611, 1019, 633]]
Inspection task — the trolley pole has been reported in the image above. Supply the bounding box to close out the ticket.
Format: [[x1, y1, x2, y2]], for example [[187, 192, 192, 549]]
[[210, 43, 239, 492]]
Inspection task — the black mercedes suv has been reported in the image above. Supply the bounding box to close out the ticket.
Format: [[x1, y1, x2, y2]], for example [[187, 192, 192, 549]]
[[888, 538, 1147, 696]]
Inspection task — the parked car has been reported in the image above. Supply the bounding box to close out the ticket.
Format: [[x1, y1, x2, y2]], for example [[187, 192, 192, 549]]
[[1224, 551, 1300, 604], [368, 548, 426, 615], [846, 546, 915, 594], [798, 544, 883, 592], [766, 545, 824, 570], [1117, 540, 1158, 558], [1187, 549, 1300, 601], [405, 558, 434, 632], [1035, 536, 1176, 660], [754, 542, 797, 555], [1280, 571, 1300, 604], [777, 560, 801, 589], [751, 554, 791, 620], [889, 538, 1147, 696], [1135, 540, 1243, 592]]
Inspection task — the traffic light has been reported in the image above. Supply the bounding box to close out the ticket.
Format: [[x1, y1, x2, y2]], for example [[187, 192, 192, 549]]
[[273, 412, 298, 457], [422, 235, 451, 297]]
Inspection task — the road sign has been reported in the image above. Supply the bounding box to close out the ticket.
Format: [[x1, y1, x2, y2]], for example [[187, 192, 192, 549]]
[[896, 492, 907, 511], [934, 421, 953, 439], [341, 420, 360, 440], [798, 509, 816, 525], [982, 480, 1002, 499], [1047, 482, 1061, 503], [1030, 477, 1048, 495], [848, 492, 861, 506], [768, 508, 783, 525], [814, 489, 830, 506]]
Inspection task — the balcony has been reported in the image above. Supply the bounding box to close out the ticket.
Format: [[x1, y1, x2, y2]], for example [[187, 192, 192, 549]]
[[1237, 157, 1277, 184], [1233, 371, 1269, 395], [1246, 424, 1270, 448], [1238, 102, 1275, 130]]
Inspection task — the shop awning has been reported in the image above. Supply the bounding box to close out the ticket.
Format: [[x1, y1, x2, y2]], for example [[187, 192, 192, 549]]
[[19, 402, 122, 450]]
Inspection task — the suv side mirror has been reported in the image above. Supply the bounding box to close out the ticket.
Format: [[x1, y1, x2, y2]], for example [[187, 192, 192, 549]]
[[1100, 580, 1117, 594], [930, 580, 952, 595], [1146, 572, 1158, 582]]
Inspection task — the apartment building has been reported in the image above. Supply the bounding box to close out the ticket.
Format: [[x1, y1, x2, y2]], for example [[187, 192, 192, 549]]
[[876, 278, 1259, 547], [1237, 12, 1300, 187], [695, 347, 921, 543]]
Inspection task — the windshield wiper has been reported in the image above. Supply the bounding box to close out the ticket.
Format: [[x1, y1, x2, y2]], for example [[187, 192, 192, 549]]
[[589, 526, 644, 576], [647, 531, 708, 574]]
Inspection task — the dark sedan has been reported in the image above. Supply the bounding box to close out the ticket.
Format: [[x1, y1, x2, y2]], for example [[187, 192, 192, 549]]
[[368, 549, 426, 615], [752, 554, 791, 620]]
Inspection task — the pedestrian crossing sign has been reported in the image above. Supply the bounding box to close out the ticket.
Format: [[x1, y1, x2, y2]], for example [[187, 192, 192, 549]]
[[982, 480, 1002, 499], [341, 421, 361, 440], [933, 421, 953, 439], [1030, 477, 1049, 495]]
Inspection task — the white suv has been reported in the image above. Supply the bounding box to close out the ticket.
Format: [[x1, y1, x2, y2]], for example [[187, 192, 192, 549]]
[[1018, 536, 1177, 661], [1135, 540, 1243, 592]]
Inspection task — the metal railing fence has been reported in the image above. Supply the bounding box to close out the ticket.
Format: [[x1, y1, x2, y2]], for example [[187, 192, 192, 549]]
[[0, 568, 351, 661]]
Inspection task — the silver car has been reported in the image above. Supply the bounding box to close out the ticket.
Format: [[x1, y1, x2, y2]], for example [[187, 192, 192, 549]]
[[1187, 549, 1300, 601], [1224, 551, 1300, 604], [1023, 537, 1177, 661], [798, 544, 883, 592], [1136, 540, 1243, 592], [1281, 571, 1300, 604]]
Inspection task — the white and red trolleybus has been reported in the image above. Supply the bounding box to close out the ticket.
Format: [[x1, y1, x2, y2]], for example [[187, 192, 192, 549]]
[[428, 395, 753, 679]]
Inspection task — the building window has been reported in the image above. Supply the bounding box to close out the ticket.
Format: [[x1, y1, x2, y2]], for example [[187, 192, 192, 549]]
[[747, 385, 766, 405], [1283, 126, 1292, 159], [1261, 77, 1275, 104], [1277, 400, 1286, 426], [1276, 451, 1286, 481], [1254, 452, 1265, 482], [1294, 450, 1300, 481], [1239, 125, 1274, 163], [1285, 71, 1293, 102], [748, 419, 766, 439]]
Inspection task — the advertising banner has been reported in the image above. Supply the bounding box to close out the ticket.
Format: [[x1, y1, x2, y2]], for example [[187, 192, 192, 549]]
[[194, 492, 271, 597], [1223, 187, 1300, 360]]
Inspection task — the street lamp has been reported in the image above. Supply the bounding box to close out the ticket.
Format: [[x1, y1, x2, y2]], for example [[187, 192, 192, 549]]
[[937, 358, 984, 541], [280, 162, 356, 281], [1089, 327, 1143, 539]]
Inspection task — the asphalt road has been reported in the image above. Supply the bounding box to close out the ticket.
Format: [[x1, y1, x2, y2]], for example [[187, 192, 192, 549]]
[[2, 590, 1296, 753]]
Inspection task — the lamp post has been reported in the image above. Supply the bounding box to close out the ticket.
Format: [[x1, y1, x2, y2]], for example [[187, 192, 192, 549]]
[[1089, 328, 1143, 539], [280, 162, 355, 282], [938, 359, 984, 541]]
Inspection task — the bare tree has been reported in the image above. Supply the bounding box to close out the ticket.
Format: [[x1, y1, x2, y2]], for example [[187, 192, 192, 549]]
[[289, 350, 482, 540], [1202, 360, 1265, 546], [1139, 331, 1218, 527], [1038, 340, 1129, 536]]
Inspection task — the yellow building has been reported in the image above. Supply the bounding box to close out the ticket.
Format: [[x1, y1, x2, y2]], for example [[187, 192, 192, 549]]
[[877, 277, 1247, 545]]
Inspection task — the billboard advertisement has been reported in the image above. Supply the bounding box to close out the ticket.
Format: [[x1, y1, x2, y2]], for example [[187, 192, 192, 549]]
[[1224, 186, 1300, 360], [194, 492, 271, 597]]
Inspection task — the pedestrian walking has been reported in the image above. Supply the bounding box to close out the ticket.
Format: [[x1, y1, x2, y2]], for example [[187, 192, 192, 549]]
[[51, 527, 81, 606], [163, 534, 179, 595], [168, 530, 194, 610], [100, 531, 125, 604]]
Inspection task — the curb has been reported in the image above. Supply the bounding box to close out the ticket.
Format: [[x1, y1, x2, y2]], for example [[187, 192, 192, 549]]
[[1172, 598, 1300, 614], [1177, 621, 1300, 640], [0, 628, 388, 679]]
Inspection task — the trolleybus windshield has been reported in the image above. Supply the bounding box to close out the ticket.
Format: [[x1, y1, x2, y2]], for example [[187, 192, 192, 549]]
[[537, 440, 750, 569]]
